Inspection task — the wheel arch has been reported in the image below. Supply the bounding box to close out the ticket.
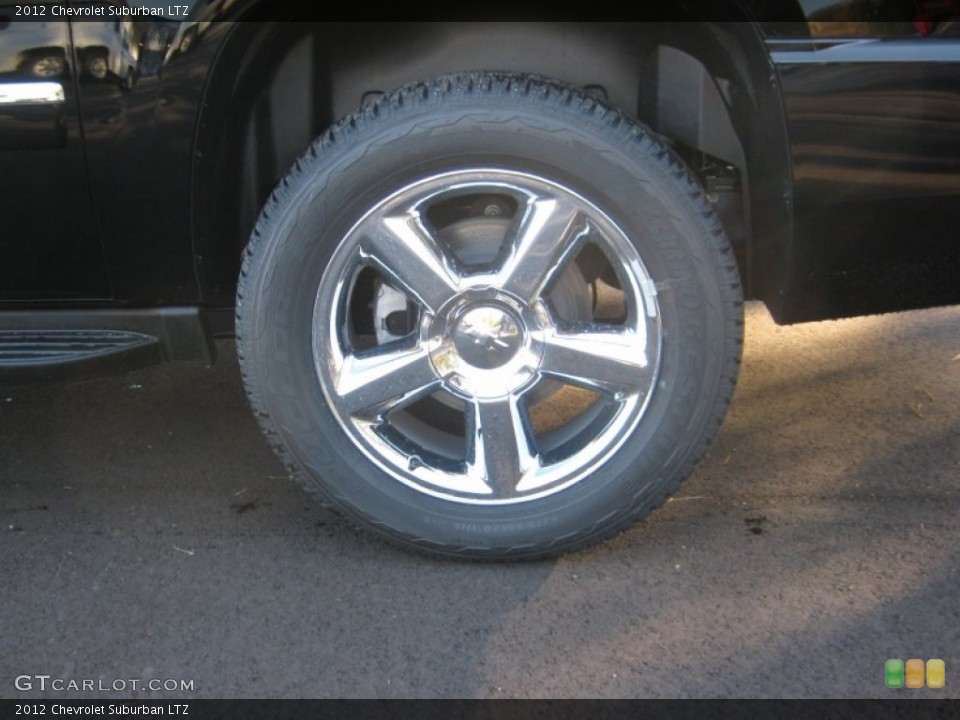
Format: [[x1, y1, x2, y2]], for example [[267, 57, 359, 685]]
[[193, 17, 794, 318]]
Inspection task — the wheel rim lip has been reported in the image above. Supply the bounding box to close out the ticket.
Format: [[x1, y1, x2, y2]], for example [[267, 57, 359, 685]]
[[312, 168, 663, 506]]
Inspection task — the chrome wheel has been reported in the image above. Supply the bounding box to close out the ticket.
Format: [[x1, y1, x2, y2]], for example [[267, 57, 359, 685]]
[[29, 55, 65, 79], [240, 73, 742, 557], [313, 169, 662, 505]]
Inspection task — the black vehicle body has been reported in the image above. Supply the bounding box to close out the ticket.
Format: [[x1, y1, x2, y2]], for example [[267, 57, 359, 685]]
[[1, 8, 959, 336], [1, 8, 958, 557]]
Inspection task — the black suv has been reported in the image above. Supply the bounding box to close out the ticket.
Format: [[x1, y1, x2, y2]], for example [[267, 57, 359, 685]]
[[2, 11, 958, 558]]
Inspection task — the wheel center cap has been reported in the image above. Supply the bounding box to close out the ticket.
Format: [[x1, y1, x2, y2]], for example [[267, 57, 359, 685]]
[[453, 305, 522, 369]]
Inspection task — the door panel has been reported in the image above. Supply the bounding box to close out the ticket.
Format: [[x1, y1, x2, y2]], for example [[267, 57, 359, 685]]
[[0, 12, 109, 301], [778, 49, 960, 321], [755, 9, 960, 322]]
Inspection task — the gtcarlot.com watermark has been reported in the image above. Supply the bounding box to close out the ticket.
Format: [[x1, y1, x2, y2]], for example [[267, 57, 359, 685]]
[[14, 675, 195, 693]]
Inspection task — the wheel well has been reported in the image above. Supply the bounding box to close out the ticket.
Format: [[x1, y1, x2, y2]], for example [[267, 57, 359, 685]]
[[193, 20, 792, 311]]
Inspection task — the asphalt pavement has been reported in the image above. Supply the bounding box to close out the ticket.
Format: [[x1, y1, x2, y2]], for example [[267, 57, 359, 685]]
[[2, 302, 958, 699]]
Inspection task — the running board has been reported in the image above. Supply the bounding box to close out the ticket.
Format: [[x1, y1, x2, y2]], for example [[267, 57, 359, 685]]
[[0, 330, 161, 383], [0, 308, 216, 385]]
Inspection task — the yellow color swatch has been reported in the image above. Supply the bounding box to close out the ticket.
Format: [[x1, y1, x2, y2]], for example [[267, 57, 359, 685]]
[[926, 659, 945, 689], [906, 659, 925, 688]]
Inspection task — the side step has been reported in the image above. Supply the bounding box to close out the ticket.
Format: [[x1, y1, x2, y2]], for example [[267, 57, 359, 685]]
[[0, 330, 161, 384], [0, 308, 216, 385]]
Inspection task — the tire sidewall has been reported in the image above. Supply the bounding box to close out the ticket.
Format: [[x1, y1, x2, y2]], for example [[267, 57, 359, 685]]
[[242, 84, 735, 556]]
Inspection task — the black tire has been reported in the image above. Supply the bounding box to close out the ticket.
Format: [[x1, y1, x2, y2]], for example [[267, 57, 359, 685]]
[[22, 52, 65, 79], [237, 72, 742, 560]]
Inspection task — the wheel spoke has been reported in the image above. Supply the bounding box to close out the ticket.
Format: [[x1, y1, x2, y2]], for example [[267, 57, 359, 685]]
[[334, 345, 440, 420], [315, 167, 666, 508], [540, 328, 651, 395], [361, 212, 460, 313], [497, 196, 589, 303], [466, 396, 538, 498]]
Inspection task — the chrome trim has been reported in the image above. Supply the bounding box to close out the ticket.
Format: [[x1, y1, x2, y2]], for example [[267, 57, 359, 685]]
[[0, 81, 65, 106]]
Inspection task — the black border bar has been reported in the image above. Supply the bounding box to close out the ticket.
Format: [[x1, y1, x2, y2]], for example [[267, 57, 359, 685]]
[[2, 700, 958, 720]]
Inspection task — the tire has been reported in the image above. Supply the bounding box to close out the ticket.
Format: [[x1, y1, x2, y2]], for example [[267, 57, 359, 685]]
[[237, 72, 742, 559], [85, 54, 109, 81], [23, 53, 65, 79]]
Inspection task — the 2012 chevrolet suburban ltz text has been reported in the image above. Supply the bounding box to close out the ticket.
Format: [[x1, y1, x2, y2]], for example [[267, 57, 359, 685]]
[[1, 9, 958, 558]]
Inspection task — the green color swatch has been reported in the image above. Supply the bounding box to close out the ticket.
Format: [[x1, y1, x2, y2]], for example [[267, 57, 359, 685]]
[[886, 659, 904, 688]]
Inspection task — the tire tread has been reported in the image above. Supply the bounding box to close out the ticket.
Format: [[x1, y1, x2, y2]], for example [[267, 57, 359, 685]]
[[236, 72, 743, 560]]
